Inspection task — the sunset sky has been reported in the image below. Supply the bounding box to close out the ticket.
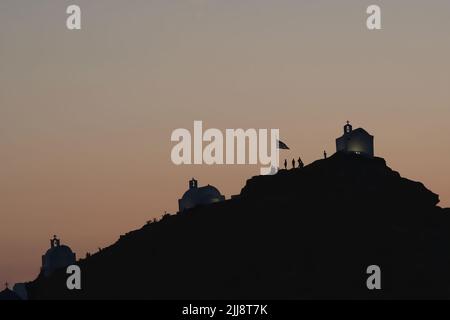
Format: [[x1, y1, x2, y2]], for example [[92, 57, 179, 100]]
[[1, 0, 450, 285]]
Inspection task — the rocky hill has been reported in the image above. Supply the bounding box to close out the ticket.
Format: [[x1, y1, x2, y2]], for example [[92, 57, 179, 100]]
[[26, 152, 450, 299]]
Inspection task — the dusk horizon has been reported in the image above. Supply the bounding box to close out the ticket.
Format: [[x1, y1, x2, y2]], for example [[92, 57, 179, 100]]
[[1, 1, 450, 302]]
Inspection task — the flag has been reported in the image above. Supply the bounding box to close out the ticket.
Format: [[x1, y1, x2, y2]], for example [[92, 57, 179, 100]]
[[277, 140, 290, 150]]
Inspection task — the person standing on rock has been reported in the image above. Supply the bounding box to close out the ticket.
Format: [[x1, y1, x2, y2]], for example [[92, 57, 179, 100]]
[[298, 157, 304, 168]]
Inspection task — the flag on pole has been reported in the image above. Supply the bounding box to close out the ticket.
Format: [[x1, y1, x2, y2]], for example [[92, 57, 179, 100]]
[[277, 140, 290, 150]]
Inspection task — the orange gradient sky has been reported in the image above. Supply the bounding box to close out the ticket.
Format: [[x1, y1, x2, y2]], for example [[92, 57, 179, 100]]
[[1, 0, 450, 285]]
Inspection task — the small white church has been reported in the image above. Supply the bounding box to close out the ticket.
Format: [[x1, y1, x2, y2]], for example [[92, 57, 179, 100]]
[[336, 121, 374, 157]]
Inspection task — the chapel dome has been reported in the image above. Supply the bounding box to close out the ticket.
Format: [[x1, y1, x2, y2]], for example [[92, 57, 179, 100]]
[[41, 236, 76, 277], [178, 179, 225, 212]]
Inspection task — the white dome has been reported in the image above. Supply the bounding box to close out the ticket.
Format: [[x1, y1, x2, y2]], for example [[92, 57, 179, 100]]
[[178, 179, 225, 212]]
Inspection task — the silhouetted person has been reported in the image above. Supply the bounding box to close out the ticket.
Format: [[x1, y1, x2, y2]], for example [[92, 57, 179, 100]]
[[324, 150, 327, 159], [284, 159, 287, 170], [298, 157, 304, 168], [292, 159, 295, 169]]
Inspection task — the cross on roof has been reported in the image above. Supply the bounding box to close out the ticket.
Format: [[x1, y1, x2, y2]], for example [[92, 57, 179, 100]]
[[5, 282, 8, 289]]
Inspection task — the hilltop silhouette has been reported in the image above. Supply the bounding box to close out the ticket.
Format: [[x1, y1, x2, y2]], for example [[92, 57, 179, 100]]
[[26, 152, 450, 299]]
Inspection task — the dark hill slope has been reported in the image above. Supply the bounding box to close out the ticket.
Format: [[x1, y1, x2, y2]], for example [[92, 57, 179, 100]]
[[27, 152, 450, 299]]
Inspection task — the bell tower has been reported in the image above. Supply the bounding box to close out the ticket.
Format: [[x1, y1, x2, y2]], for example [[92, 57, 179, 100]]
[[50, 235, 60, 248], [189, 178, 198, 189], [344, 121, 353, 134]]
